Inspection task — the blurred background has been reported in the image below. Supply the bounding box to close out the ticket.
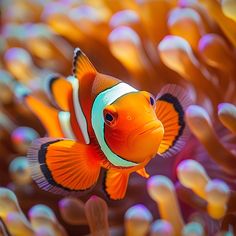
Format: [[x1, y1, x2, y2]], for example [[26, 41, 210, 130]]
[[0, 0, 236, 235]]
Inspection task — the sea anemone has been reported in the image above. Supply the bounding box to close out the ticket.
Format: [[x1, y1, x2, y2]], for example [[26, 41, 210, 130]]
[[0, 0, 236, 235]]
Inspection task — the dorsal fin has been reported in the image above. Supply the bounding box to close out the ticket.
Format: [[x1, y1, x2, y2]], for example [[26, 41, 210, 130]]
[[46, 74, 72, 111], [73, 48, 97, 80]]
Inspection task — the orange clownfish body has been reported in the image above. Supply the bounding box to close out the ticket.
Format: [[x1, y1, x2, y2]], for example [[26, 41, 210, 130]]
[[26, 48, 191, 200]]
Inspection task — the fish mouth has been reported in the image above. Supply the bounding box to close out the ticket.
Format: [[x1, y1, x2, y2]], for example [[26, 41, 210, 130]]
[[138, 121, 162, 136], [128, 120, 163, 148], [136, 120, 163, 136]]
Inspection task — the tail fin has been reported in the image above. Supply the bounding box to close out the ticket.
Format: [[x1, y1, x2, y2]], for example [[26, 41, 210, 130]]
[[28, 138, 101, 196], [155, 84, 192, 158], [15, 83, 64, 138]]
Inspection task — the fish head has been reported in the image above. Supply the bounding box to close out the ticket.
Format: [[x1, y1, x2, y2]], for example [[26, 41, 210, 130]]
[[103, 91, 164, 164]]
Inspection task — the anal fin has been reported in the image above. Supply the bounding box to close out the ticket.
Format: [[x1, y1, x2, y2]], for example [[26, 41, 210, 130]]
[[105, 169, 129, 200], [136, 168, 150, 178]]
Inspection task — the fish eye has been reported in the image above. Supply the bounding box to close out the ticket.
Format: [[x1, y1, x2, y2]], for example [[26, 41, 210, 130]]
[[150, 96, 155, 106], [105, 113, 114, 122], [104, 111, 117, 127], [103, 105, 117, 127]]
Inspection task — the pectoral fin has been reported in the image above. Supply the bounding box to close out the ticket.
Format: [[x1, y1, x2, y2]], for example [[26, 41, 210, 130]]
[[155, 84, 192, 158], [28, 138, 101, 195]]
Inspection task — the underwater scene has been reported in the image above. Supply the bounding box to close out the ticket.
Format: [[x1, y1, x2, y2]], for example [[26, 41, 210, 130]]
[[0, 0, 236, 235]]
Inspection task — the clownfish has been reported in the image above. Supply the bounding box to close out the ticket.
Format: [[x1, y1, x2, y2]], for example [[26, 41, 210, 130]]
[[26, 48, 191, 200]]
